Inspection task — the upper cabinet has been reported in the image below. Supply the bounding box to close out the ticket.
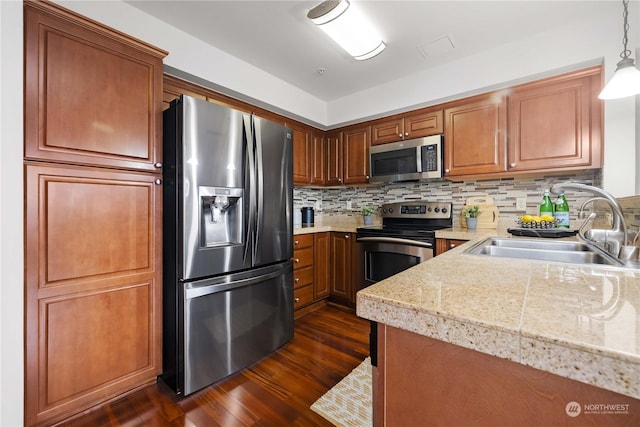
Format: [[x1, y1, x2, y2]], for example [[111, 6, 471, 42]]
[[24, 1, 167, 172], [292, 125, 312, 185], [325, 125, 370, 186], [444, 94, 507, 177], [311, 131, 326, 185], [371, 109, 443, 145], [444, 66, 602, 180], [506, 68, 602, 173]]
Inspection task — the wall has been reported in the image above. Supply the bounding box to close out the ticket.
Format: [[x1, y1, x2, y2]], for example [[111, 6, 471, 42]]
[[295, 171, 602, 228], [0, 1, 23, 425]]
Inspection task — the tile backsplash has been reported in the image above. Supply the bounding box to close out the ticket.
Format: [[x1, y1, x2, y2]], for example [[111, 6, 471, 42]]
[[295, 170, 604, 228]]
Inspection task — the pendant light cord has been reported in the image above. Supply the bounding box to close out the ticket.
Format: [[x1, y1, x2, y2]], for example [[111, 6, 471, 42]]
[[621, 0, 631, 60]]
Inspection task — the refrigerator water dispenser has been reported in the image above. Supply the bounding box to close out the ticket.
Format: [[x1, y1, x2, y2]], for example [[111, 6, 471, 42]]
[[200, 186, 243, 247]]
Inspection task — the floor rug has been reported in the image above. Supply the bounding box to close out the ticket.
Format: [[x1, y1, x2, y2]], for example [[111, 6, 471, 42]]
[[310, 357, 372, 427]]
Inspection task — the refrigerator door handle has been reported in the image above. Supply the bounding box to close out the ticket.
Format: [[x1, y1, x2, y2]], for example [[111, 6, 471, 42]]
[[243, 114, 256, 265], [253, 115, 264, 258], [184, 266, 286, 299]]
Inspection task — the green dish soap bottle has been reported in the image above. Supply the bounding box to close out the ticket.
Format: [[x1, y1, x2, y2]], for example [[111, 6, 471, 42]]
[[554, 192, 570, 228]]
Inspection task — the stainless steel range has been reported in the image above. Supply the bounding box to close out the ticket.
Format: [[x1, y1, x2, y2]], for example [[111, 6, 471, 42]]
[[356, 201, 453, 288]]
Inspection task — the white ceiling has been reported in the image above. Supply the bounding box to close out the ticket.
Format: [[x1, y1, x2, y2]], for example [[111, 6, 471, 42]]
[[125, 1, 617, 102]]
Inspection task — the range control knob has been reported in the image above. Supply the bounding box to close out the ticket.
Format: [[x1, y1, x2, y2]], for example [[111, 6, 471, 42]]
[[427, 207, 432, 212], [388, 207, 394, 214], [434, 207, 440, 213], [441, 207, 448, 213]]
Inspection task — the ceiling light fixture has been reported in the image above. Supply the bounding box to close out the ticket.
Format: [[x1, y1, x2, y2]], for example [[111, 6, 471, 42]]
[[307, 0, 385, 61], [599, 0, 640, 99]]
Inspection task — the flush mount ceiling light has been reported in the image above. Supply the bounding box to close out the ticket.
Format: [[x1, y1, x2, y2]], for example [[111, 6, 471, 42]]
[[307, 0, 385, 61], [599, 0, 640, 99]]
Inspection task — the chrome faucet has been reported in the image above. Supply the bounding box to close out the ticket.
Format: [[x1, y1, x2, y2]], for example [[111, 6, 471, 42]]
[[550, 182, 632, 260]]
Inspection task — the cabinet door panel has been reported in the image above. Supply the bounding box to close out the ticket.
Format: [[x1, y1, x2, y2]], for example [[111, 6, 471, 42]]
[[508, 74, 597, 171], [343, 127, 370, 184], [311, 133, 326, 185], [404, 110, 443, 138], [371, 118, 403, 145], [293, 128, 312, 185], [314, 232, 330, 300], [444, 97, 506, 176], [24, 5, 165, 171], [326, 132, 343, 185], [25, 163, 161, 425]]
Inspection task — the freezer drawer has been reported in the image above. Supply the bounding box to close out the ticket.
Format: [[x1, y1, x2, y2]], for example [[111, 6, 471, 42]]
[[180, 262, 293, 395]]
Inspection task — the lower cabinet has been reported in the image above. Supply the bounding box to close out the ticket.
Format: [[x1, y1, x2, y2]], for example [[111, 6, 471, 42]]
[[329, 232, 359, 307], [293, 232, 331, 315], [435, 238, 469, 255], [24, 163, 162, 426], [373, 325, 639, 426]]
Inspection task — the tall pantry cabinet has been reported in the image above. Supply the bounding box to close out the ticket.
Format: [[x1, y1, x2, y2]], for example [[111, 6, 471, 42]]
[[23, 1, 167, 425]]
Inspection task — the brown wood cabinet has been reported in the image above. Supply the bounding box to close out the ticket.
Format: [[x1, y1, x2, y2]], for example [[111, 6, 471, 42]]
[[507, 68, 602, 173], [292, 126, 313, 185], [444, 93, 508, 177], [24, 1, 165, 173], [24, 1, 166, 425], [326, 131, 344, 185], [314, 232, 331, 300], [342, 125, 371, 185], [444, 66, 602, 180], [311, 132, 326, 185], [329, 232, 357, 307], [293, 234, 315, 309], [435, 238, 469, 255], [371, 109, 443, 145], [373, 325, 639, 426]]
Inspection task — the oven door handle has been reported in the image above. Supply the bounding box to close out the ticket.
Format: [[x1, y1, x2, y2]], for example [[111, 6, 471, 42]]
[[356, 236, 433, 248]]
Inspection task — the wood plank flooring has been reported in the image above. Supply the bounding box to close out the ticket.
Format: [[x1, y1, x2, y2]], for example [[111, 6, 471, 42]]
[[59, 305, 370, 426]]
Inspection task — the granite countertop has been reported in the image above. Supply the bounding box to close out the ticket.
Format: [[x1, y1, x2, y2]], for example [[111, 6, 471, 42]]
[[356, 235, 640, 400]]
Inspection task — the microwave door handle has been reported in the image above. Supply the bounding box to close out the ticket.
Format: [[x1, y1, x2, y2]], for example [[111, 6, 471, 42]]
[[357, 236, 433, 248], [416, 146, 422, 174]]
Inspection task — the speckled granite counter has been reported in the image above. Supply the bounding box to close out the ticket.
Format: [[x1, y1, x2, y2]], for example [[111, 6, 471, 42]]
[[293, 215, 372, 235], [356, 235, 640, 400]]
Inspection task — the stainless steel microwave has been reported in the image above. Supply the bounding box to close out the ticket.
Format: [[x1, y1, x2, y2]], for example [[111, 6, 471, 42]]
[[369, 135, 444, 183]]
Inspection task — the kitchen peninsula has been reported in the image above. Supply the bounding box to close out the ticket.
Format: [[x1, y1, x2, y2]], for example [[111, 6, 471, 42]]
[[356, 236, 640, 426]]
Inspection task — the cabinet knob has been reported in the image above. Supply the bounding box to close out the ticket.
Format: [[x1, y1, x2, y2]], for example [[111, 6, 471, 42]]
[[294, 258, 300, 263], [510, 163, 516, 168], [294, 297, 300, 303], [294, 240, 300, 245], [155, 178, 162, 185], [366, 175, 370, 179], [338, 178, 342, 183], [444, 169, 450, 173], [398, 133, 403, 138], [450, 243, 457, 249], [154, 162, 163, 169], [345, 234, 350, 239], [404, 132, 409, 136]]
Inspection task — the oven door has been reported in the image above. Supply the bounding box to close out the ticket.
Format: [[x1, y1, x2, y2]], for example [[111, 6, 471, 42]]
[[357, 237, 434, 288]]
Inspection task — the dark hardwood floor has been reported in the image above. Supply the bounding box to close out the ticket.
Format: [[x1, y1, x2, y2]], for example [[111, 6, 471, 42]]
[[59, 305, 370, 426]]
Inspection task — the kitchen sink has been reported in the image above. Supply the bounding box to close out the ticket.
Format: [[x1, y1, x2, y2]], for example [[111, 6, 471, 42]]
[[463, 237, 625, 267]]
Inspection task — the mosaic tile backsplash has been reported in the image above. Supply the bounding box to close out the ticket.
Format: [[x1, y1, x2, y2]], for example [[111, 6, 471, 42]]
[[295, 170, 612, 228]]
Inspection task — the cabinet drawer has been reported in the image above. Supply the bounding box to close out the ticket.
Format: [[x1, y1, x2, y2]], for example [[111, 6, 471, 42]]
[[293, 266, 313, 289], [293, 234, 314, 249], [292, 247, 313, 269], [294, 284, 314, 309]]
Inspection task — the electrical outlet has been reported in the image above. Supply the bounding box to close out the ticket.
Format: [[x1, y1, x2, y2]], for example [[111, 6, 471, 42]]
[[315, 200, 321, 210], [346, 201, 352, 210], [516, 197, 527, 211]]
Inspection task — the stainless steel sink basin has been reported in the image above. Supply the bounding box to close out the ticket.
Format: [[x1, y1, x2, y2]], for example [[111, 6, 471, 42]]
[[463, 237, 624, 267]]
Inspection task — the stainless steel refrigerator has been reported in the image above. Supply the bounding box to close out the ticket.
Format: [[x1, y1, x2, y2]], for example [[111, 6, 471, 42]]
[[161, 95, 294, 395]]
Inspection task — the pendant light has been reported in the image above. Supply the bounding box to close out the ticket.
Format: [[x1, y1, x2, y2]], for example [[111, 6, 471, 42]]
[[599, 0, 640, 99], [307, 0, 386, 61]]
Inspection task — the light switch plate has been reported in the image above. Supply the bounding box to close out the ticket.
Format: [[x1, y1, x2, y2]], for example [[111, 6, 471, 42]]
[[516, 197, 527, 211], [346, 201, 352, 210]]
